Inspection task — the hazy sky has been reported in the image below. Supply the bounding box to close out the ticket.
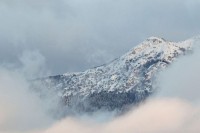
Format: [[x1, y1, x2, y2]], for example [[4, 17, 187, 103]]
[[0, 0, 200, 75]]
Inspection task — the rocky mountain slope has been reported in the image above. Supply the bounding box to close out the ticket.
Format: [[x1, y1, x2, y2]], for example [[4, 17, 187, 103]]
[[33, 36, 195, 114]]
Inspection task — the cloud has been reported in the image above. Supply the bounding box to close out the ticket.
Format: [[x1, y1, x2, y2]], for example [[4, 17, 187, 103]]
[[2, 98, 199, 133], [0, 0, 200, 74], [157, 40, 200, 102], [18, 50, 50, 79], [0, 51, 54, 132], [34, 98, 199, 133]]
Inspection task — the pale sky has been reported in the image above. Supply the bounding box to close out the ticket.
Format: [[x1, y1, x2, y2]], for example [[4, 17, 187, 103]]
[[0, 0, 200, 75]]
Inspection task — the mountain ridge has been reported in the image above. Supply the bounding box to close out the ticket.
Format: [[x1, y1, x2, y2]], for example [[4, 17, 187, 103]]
[[33, 36, 195, 115]]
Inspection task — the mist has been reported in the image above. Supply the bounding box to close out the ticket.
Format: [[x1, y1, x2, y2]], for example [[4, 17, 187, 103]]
[[0, 51, 55, 132]]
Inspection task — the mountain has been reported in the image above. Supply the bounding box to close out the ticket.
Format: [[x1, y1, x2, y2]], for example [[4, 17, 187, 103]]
[[33, 36, 195, 115]]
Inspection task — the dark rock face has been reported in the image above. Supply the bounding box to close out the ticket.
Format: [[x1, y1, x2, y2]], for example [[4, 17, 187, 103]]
[[32, 37, 193, 115]]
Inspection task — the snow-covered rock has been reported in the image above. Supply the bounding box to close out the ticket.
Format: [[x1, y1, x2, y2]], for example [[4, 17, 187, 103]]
[[34, 36, 195, 114]]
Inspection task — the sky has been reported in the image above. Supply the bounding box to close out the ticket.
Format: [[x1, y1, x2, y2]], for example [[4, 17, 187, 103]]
[[0, 0, 200, 75]]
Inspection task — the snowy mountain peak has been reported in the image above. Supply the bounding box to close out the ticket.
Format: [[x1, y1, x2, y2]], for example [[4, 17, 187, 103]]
[[146, 36, 166, 43], [34, 36, 195, 114]]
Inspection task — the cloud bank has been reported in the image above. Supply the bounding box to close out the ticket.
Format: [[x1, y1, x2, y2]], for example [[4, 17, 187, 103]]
[[0, 51, 54, 132], [34, 98, 199, 133]]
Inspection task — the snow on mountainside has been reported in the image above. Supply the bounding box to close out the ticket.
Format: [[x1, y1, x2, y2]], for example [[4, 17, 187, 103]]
[[33, 36, 195, 114]]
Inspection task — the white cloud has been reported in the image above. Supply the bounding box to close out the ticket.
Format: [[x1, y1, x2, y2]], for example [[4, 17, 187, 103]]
[[34, 98, 199, 133], [0, 51, 54, 132]]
